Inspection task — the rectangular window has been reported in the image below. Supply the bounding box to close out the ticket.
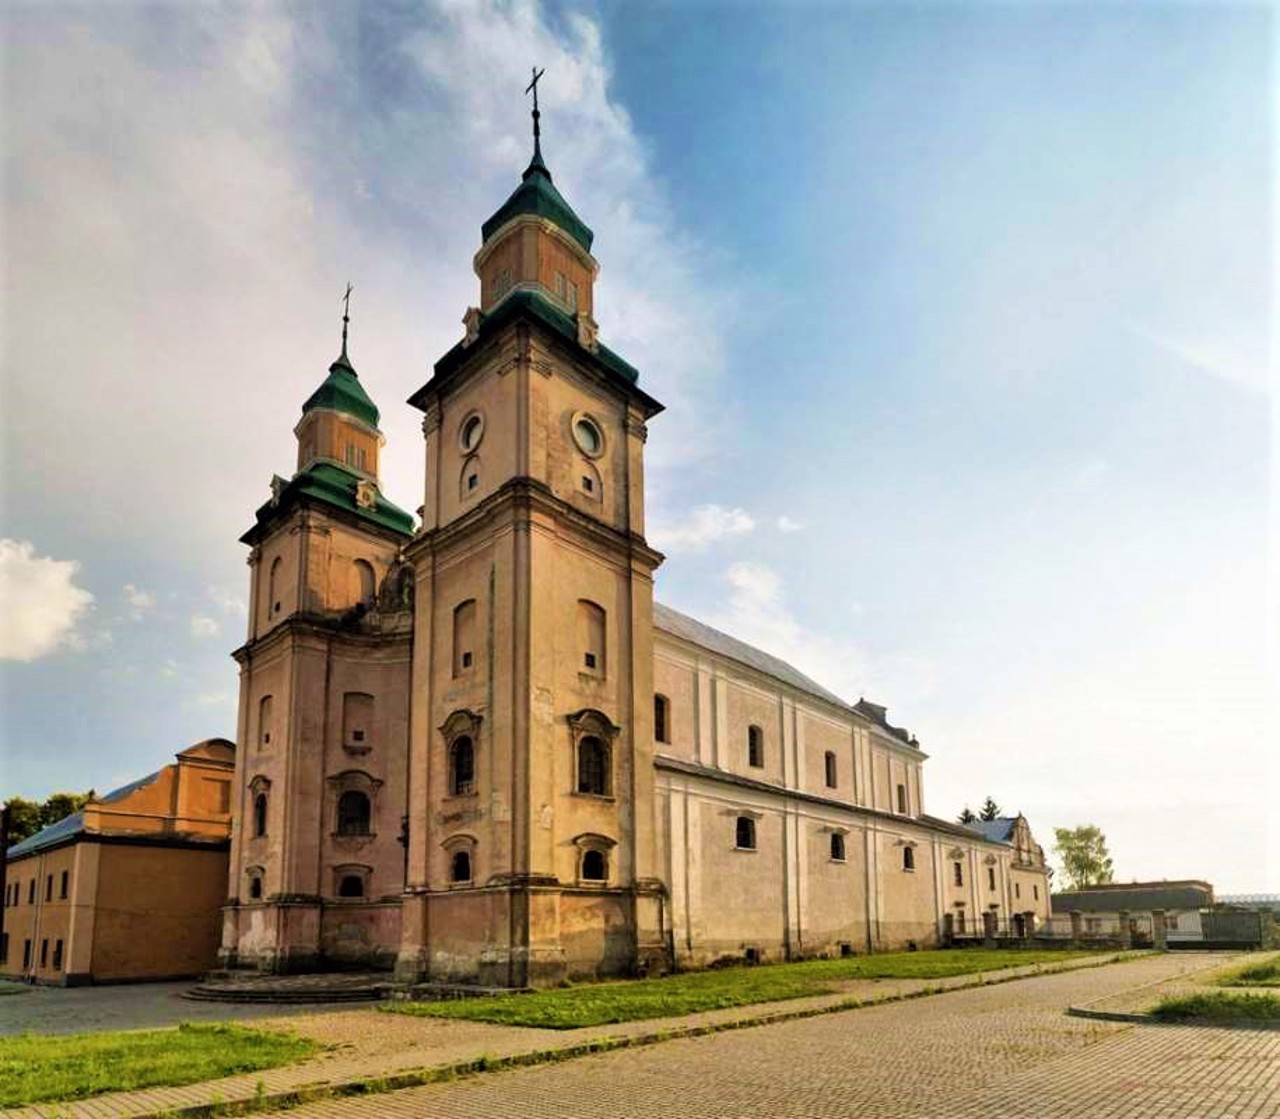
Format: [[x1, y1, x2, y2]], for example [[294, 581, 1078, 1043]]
[[45, 875, 52, 901], [953, 862, 964, 887], [582, 475, 594, 493], [987, 867, 996, 891], [27, 880, 34, 905], [824, 751, 837, 789], [1015, 882, 1021, 899], [23, 940, 31, 968], [1033, 885, 1039, 900], [461, 651, 473, 669], [60, 870, 68, 899], [53, 940, 63, 970], [0, 933, 7, 963], [896, 784, 907, 813], [584, 652, 597, 670], [40, 939, 48, 967]]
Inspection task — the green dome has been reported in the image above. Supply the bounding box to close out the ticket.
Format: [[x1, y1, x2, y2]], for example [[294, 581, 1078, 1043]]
[[301, 350, 380, 429], [481, 152, 594, 253]]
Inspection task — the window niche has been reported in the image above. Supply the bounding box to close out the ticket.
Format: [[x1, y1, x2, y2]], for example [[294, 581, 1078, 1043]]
[[653, 694, 670, 744], [900, 841, 917, 872], [568, 709, 619, 798], [245, 865, 265, 902], [828, 828, 848, 862], [824, 750, 838, 789], [333, 864, 372, 900], [440, 709, 483, 798], [576, 600, 606, 678], [747, 725, 764, 768], [442, 834, 477, 887], [327, 770, 382, 839], [452, 600, 477, 678], [249, 776, 272, 838], [342, 692, 374, 754], [352, 560, 376, 607], [258, 694, 274, 748], [267, 556, 284, 618], [896, 783, 908, 814], [573, 833, 616, 886]]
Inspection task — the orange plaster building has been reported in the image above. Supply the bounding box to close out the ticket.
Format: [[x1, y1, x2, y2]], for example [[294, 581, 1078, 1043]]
[[1, 739, 234, 985]]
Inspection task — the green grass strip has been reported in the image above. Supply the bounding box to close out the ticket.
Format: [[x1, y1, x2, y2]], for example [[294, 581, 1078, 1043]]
[[385, 948, 1106, 1029], [0, 1022, 315, 1108], [1216, 958, 1280, 988], [1151, 991, 1280, 1023]]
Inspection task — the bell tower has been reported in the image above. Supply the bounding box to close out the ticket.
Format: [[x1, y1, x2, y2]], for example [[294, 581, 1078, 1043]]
[[397, 79, 667, 986]]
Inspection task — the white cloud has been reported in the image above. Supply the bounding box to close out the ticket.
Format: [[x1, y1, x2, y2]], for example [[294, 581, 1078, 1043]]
[[650, 505, 755, 553], [159, 659, 179, 679], [0, 539, 96, 662], [207, 586, 247, 615], [122, 583, 157, 620], [189, 614, 220, 639], [776, 515, 804, 534], [1127, 321, 1268, 395]]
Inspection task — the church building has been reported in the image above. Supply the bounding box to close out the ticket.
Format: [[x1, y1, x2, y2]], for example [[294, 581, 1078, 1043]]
[[219, 101, 1051, 986]]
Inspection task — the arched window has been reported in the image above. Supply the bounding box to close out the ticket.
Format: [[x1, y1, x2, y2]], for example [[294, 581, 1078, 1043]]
[[581, 849, 607, 881], [577, 599, 606, 677], [253, 793, 268, 837], [336, 790, 371, 836], [453, 599, 477, 677], [338, 874, 365, 898], [747, 726, 764, 768], [268, 556, 283, 617], [736, 816, 757, 850], [353, 560, 376, 607], [450, 850, 472, 884], [249, 876, 263, 900], [449, 736, 475, 796], [577, 735, 609, 796], [654, 694, 670, 744], [902, 845, 916, 871], [258, 694, 273, 748], [830, 832, 846, 861], [824, 751, 838, 789]]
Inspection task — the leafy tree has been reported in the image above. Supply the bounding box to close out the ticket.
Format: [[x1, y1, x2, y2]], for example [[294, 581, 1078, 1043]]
[[3, 791, 93, 846], [2, 797, 42, 846], [978, 796, 1002, 822], [957, 806, 977, 824], [1053, 825, 1115, 890]]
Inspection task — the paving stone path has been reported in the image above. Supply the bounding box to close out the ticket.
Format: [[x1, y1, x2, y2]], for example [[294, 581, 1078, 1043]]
[[4, 952, 1270, 1118], [265, 953, 1278, 1119]]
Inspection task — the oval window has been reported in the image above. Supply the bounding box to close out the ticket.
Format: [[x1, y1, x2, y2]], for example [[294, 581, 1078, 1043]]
[[573, 416, 602, 456], [460, 413, 484, 451]]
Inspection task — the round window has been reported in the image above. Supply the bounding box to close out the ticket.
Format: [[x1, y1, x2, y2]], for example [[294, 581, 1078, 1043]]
[[572, 414, 603, 457], [459, 413, 484, 452]]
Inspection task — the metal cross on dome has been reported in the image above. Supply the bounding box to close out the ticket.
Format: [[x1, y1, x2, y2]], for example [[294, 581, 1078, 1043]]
[[526, 66, 545, 148]]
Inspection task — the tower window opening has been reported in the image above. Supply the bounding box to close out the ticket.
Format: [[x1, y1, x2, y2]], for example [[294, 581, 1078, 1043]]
[[577, 736, 610, 796], [338, 874, 365, 898], [581, 849, 607, 881], [824, 751, 838, 788], [450, 736, 475, 797], [467, 473, 478, 491], [450, 850, 472, 884], [336, 790, 372, 836], [654, 694, 670, 744], [748, 726, 764, 768], [902, 846, 916, 871], [735, 816, 757, 851], [897, 783, 908, 814], [249, 876, 263, 900], [253, 793, 268, 838], [954, 861, 964, 887], [830, 832, 846, 861]]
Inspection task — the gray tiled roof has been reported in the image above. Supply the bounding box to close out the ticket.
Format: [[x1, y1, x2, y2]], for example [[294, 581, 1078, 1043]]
[[1052, 882, 1214, 912], [653, 602, 852, 711], [653, 602, 918, 748], [966, 818, 1016, 844]]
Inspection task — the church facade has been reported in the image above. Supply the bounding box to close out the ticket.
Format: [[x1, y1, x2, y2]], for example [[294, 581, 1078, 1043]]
[[218, 127, 1051, 986]]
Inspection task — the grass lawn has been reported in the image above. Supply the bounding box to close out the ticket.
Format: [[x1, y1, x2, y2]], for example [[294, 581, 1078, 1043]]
[[1151, 991, 1280, 1023], [1216, 956, 1280, 988], [385, 948, 1108, 1029], [0, 1022, 316, 1108]]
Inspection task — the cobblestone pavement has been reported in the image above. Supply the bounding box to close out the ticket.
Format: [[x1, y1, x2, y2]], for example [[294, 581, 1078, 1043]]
[[1079, 948, 1280, 1017], [271, 955, 1278, 1119], [0, 980, 368, 1037]]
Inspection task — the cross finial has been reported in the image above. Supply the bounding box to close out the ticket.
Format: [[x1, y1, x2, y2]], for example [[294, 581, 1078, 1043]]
[[525, 66, 546, 161], [340, 282, 354, 360]]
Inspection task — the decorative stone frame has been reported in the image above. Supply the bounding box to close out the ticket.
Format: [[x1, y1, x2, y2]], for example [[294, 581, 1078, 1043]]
[[326, 769, 383, 839], [442, 832, 477, 888], [458, 409, 486, 453], [332, 863, 373, 900], [567, 708, 619, 799], [440, 709, 484, 799], [570, 410, 606, 459], [572, 832, 616, 886]]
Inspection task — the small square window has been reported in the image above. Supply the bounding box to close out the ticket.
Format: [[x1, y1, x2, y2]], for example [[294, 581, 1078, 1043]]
[[351, 729, 365, 743], [467, 474, 479, 491], [461, 651, 473, 669], [582, 475, 594, 493], [584, 652, 597, 670], [263, 731, 271, 744]]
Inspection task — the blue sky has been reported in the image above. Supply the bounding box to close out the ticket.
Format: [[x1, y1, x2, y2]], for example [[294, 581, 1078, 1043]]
[[1, 1, 1274, 892]]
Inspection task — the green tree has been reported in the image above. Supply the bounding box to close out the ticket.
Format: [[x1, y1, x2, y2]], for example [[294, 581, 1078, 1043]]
[[957, 806, 977, 824], [978, 796, 1002, 822], [1053, 825, 1115, 889], [39, 791, 92, 829], [2, 797, 42, 845]]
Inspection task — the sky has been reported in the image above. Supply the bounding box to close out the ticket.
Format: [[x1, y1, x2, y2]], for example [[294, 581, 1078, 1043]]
[[1, 1, 1274, 893]]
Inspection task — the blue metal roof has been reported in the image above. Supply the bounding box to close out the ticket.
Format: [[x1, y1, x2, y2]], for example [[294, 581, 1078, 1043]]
[[6, 769, 163, 858]]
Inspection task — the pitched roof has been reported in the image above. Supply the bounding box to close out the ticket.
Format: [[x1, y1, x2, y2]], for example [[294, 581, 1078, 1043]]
[[1052, 881, 1214, 912], [6, 769, 162, 858], [965, 817, 1017, 844]]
